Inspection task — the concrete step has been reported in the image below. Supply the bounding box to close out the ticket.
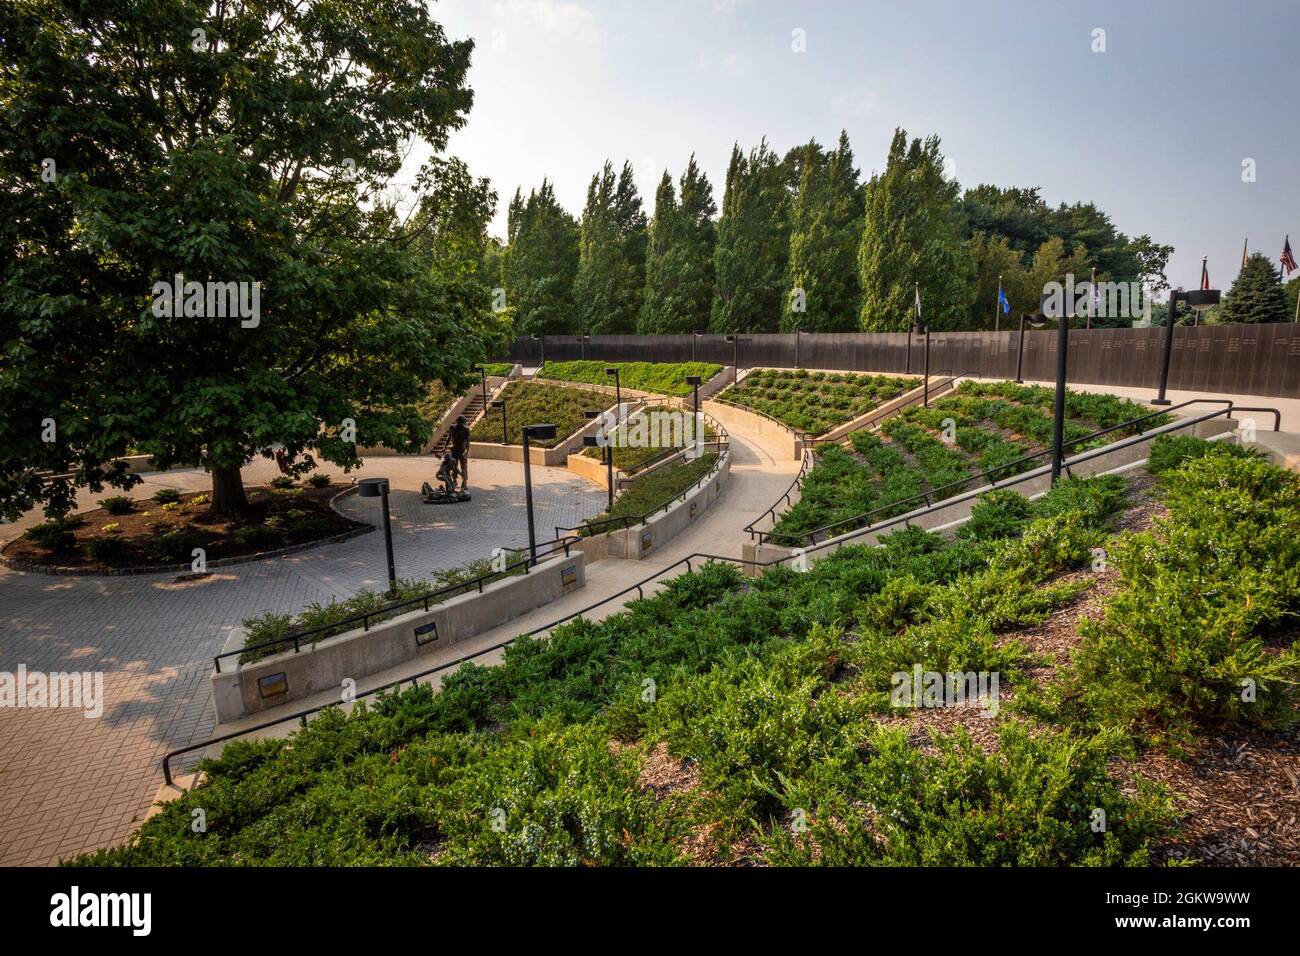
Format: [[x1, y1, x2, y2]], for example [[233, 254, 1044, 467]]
[[1249, 431, 1300, 472]]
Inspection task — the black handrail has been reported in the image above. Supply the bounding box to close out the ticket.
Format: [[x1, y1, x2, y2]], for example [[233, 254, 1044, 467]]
[[159, 398, 1272, 786], [741, 447, 814, 539], [214, 536, 579, 672], [754, 397, 1239, 547], [555, 442, 730, 538]]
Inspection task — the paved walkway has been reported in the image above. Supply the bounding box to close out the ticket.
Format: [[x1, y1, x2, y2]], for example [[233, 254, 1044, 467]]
[[0, 457, 605, 865]]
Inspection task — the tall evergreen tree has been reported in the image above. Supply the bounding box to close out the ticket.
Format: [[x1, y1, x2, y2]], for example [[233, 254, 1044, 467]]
[[573, 161, 647, 334], [781, 131, 863, 331], [639, 157, 716, 333], [711, 140, 790, 332], [501, 179, 580, 334], [1221, 253, 1289, 324], [858, 130, 974, 331]]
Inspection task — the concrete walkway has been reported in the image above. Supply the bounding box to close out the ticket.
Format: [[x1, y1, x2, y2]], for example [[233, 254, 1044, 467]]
[[0, 456, 605, 866]]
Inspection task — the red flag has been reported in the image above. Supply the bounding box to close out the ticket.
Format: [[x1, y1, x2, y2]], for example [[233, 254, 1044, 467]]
[[1282, 236, 1297, 277], [1201, 257, 1210, 290]]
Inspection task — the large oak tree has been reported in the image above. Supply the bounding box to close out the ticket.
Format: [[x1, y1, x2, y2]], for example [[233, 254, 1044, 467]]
[[1, 0, 500, 518]]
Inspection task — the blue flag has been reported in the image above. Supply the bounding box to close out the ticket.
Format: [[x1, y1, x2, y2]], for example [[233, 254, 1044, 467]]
[[998, 286, 1010, 314]]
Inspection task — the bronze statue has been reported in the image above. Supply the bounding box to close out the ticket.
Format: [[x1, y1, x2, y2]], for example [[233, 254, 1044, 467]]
[[449, 414, 471, 491], [422, 415, 472, 504]]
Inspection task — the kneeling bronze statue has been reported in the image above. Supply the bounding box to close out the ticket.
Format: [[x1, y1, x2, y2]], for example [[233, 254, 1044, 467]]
[[422, 451, 471, 504]]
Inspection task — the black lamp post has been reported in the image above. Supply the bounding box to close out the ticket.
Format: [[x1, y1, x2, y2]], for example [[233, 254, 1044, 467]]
[[491, 398, 508, 444], [356, 477, 397, 593], [793, 324, 808, 369], [1152, 286, 1219, 405], [605, 366, 621, 423], [1014, 313, 1028, 383], [581, 333, 590, 360], [531, 332, 544, 369], [724, 334, 738, 385], [912, 323, 930, 406], [905, 323, 913, 374], [691, 330, 702, 362], [1027, 293, 1070, 483], [473, 364, 488, 407], [521, 423, 557, 562], [685, 374, 702, 418], [583, 410, 614, 510]]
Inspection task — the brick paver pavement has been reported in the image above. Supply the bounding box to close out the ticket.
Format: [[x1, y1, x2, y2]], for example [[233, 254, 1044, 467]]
[[0, 456, 605, 865]]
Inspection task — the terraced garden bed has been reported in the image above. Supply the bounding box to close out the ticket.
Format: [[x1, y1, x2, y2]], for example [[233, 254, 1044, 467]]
[[580, 405, 716, 472], [468, 380, 609, 447], [767, 381, 1163, 546], [583, 451, 720, 532], [719, 368, 917, 436], [538, 360, 722, 397], [76, 439, 1300, 865]]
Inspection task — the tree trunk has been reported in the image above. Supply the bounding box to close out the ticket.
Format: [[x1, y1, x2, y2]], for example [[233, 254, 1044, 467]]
[[210, 462, 248, 517]]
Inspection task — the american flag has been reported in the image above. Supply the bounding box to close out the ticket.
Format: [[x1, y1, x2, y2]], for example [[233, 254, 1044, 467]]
[[1282, 236, 1297, 277]]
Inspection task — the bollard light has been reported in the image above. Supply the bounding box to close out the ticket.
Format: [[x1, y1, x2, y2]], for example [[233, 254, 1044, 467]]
[[356, 477, 397, 593], [521, 423, 557, 562]]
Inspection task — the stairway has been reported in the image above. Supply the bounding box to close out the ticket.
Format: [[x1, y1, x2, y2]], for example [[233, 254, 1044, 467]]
[[433, 389, 490, 455]]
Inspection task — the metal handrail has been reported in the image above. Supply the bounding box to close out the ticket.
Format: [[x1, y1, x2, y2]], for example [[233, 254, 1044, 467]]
[[214, 536, 579, 672], [159, 397, 1273, 786], [555, 442, 730, 538], [742, 447, 814, 538], [754, 397, 1241, 548]]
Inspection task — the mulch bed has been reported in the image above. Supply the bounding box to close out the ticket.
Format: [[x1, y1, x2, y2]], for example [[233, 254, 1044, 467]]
[[883, 473, 1300, 865], [3, 483, 366, 572]]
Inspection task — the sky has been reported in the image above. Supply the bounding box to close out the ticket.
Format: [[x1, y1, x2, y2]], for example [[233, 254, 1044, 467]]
[[426, 0, 1299, 295]]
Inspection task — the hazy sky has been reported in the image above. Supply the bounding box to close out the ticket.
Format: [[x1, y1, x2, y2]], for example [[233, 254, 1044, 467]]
[[430, 0, 1298, 293]]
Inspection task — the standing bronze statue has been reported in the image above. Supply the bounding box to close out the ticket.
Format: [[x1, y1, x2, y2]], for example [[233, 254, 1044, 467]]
[[422, 415, 473, 504]]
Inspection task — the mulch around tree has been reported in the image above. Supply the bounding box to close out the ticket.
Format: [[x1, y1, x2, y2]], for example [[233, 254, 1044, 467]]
[[3, 483, 367, 573]]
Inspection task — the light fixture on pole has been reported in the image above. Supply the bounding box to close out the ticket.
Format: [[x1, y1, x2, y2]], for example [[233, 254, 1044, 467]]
[[491, 398, 508, 445], [793, 322, 808, 369], [473, 364, 488, 408], [583, 410, 613, 510], [604, 366, 621, 424], [521, 423, 557, 562], [685, 374, 702, 418], [1152, 284, 1219, 405], [1014, 313, 1028, 383], [581, 333, 590, 360], [1027, 292, 1070, 483], [530, 332, 545, 368], [691, 330, 702, 362], [724, 334, 738, 386], [912, 323, 930, 407], [356, 477, 397, 594]]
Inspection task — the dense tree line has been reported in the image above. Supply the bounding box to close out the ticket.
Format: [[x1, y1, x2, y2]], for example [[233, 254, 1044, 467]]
[[494, 128, 1294, 334]]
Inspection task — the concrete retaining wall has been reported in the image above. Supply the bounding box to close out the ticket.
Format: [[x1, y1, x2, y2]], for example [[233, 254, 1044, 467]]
[[742, 414, 1238, 574], [703, 399, 801, 459], [471, 399, 630, 467], [211, 550, 587, 721]]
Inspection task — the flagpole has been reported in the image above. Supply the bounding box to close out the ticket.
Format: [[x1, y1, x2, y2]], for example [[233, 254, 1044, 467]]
[[995, 275, 1001, 333], [1087, 267, 1094, 330]]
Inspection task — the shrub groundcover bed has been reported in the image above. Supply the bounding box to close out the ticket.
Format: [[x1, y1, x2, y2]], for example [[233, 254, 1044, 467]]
[[721, 368, 917, 436], [538, 360, 723, 398], [468, 380, 610, 447], [768, 380, 1160, 546]]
